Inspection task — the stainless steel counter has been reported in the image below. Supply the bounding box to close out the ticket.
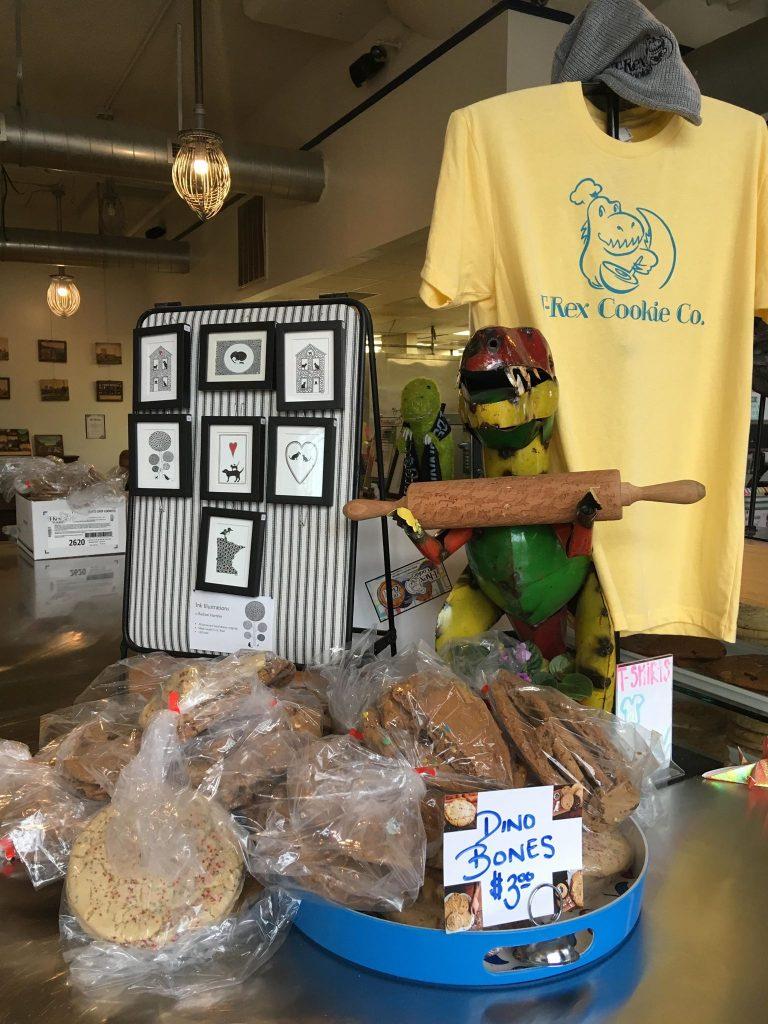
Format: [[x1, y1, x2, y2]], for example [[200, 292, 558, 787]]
[[1, 544, 767, 1023]]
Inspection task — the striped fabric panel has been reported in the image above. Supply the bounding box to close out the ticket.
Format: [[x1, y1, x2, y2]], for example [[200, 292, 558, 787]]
[[124, 302, 363, 664]]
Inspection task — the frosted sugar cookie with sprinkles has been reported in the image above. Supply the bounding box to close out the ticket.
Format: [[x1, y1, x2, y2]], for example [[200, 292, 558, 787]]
[[66, 796, 243, 948]]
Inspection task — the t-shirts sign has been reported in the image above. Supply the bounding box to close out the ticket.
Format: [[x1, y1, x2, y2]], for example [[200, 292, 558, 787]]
[[616, 655, 673, 767], [421, 82, 768, 643], [442, 784, 583, 931]]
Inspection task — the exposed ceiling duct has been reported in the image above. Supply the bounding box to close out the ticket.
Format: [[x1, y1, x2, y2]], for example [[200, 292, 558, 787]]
[[0, 109, 325, 203], [685, 17, 768, 116], [0, 227, 190, 273]]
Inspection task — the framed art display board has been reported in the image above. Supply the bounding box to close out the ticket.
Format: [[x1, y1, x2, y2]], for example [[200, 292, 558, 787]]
[[123, 299, 395, 664]]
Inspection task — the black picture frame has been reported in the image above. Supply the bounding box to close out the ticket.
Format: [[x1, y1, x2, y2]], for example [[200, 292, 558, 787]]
[[200, 416, 266, 501], [195, 507, 265, 596], [128, 413, 193, 497], [96, 380, 124, 402], [198, 321, 275, 391], [133, 323, 191, 411], [275, 321, 344, 412], [266, 416, 336, 507]]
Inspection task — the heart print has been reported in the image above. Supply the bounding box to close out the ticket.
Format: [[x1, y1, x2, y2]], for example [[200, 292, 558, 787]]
[[285, 440, 318, 484]]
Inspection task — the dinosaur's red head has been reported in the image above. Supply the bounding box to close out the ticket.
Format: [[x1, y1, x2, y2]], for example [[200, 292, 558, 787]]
[[457, 327, 558, 450], [459, 327, 555, 404]]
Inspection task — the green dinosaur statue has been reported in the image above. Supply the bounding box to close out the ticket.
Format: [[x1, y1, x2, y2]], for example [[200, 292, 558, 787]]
[[397, 377, 454, 488]]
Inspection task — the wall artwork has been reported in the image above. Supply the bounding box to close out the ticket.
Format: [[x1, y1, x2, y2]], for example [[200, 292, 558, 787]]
[[96, 380, 124, 402], [195, 508, 265, 596], [40, 378, 69, 401], [0, 378, 9, 400], [0, 428, 31, 454], [198, 322, 275, 391], [275, 321, 344, 412], [128, 414, 192, 497], [95, 342, 122, 365], [0, 338, 9, 361], [85, 414, 106, 440], [133, 323, 191, 410], [266, 416, 336, 507], [200, 416, 266, 501], [38, 339, 67, 363], [34, 434, 65, 457]]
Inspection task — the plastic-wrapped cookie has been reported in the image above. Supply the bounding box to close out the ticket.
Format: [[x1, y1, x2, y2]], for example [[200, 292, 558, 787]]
[[66, 799, 243, 948], [582, 827, 633, 879]]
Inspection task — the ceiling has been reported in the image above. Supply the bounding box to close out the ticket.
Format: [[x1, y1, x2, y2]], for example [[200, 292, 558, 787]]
[[258, 228, 471, 347], [0, 0, 765, 251]]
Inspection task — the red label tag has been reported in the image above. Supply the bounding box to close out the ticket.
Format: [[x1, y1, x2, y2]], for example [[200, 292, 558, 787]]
[[348, 728, 364, 741], [416, 766, 437, 777], [0, 837, 16, 861], [168, 690, 180, 713]]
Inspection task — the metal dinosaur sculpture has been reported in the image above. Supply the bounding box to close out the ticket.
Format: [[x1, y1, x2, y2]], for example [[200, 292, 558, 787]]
[[394, 326, 616, 712]]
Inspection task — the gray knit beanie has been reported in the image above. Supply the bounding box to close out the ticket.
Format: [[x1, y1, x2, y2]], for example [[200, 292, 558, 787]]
[[552, 0, 702, 125]]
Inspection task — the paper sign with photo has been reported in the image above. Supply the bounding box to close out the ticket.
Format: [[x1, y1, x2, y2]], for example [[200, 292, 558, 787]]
[[442, 784, 583, 931]]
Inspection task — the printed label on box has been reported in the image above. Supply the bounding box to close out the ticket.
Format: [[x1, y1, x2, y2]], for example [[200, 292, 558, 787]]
[[442, 784, 583, 931], [42, 507, 121, 556], [189, 592, 274, 654]]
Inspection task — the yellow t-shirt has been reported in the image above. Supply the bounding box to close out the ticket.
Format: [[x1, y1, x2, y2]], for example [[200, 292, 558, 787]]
[[421, 82, 768, 642]]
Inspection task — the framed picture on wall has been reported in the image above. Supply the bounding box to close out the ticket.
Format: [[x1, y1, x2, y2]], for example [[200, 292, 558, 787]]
[[33, 434, 64, 457], [133, 323, 191, 410], [85, 414, 106, 440], [195, 508, 265, 596], [95, 342, 122, 365], [0, 338, 9, 361], [275, 322, 344, 412], [198, 322, 275, 391], [266, 416, 336, 507], [40, 378, 69, 401], [38, 339, 67, 363], [0, 378, 9, 400], [96, 380, 124, 402], [0, 429, 31, 454], [128, 414, 193, 497], [200, 416, 266, 501]]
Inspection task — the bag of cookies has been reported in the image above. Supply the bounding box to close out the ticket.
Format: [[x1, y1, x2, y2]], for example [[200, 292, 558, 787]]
[[0, 739, 100, 887], [329, 642, 519, 789], [189, 680, 320, 811], [36, 696, 145, 802], [248, 734, 427, 912], [59, 710, 298, 998], [487, 670, 663, 830]]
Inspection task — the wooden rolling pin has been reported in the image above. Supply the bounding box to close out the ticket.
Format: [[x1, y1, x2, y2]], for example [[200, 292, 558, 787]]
[[344, 470, 705, 529]]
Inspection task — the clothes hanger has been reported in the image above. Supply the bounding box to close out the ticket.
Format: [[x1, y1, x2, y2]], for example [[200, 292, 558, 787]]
[[581, 80, 627, 140]]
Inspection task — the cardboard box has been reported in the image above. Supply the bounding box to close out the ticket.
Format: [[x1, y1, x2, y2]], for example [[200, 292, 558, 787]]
[[15, 493, 126, 560]]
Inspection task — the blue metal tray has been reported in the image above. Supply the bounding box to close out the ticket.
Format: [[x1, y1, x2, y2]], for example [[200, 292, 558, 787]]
[[295, 820, 647, 987]]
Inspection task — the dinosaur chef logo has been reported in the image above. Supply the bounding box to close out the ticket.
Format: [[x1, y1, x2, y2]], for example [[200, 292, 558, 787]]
[[569, 178, 676, 294]]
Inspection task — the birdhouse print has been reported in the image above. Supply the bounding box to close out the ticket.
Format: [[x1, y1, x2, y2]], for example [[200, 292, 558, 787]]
[[295, 343, 326, 394], [149, 345, 173, 393]]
